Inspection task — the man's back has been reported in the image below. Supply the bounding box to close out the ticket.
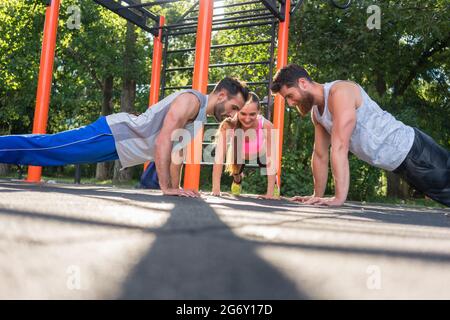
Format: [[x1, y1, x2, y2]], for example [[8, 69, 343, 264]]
[[106, 90, 207, 168], [313, 80, 415, 171]]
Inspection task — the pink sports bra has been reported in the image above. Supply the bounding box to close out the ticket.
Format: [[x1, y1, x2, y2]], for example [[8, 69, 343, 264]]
[[242, 116, 265, 155]]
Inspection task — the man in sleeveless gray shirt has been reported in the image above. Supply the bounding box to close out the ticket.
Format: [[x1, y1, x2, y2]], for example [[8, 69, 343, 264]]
[[0, 77, 249, 198], [270, 64, 449, 207]]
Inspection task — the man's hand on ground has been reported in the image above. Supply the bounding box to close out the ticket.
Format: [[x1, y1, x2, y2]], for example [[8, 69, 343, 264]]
[[310, 197, 345, 207], [162, 188, 200, 197], [290, 195, 317, 203], [290, 195, 345, 207], [258, 193, 280, 200]]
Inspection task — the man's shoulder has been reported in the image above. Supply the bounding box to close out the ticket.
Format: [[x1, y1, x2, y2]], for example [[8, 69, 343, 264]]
[[176, 90, 203, 107], [329, 80, 359, 95]]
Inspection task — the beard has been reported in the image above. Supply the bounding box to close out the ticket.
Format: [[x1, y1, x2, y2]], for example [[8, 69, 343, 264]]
[[213, 101, 226, 122], [297, 90, 315, 116]]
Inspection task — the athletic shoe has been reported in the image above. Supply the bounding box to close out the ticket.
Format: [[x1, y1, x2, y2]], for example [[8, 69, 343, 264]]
[[231, 181, 242, 196], [273, 184, 280, 198]]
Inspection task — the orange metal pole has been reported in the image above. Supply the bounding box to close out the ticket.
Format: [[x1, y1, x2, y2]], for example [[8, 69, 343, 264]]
[[148, 16, 165, 106], [272, 0, 291, 189], [183, 0, 213, 191], [27, 0, 61, 182], [144, 16, 165, 171]]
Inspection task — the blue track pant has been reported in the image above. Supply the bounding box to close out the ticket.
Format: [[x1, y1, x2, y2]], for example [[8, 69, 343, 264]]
[[0, 116, 119, 166]]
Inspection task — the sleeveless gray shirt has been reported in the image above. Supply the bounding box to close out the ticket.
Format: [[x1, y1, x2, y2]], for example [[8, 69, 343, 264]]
[[106, 89, 208, 168], [313, 81, 414, 171]]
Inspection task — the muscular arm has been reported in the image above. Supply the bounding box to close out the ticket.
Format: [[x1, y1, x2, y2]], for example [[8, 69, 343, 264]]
[[212, 123, 229, 195], [311, 111, 331, 197], [170, 161, 182, 189], [263, 120, 278, 198], [154, 93, 200, 196], [328, 84, 357, 204]]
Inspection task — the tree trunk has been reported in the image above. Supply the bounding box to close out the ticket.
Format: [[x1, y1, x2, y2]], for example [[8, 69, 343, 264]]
[[113, 21, 137, 183], [0, 164, 10, 176], [386, 171, 410, 199], [376, 73, 411, 201], [96, 75, 114, 181]]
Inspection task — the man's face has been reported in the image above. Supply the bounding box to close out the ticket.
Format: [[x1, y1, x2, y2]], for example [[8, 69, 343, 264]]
[[213, 91, 246, 122], [278, 82, 314, 116]]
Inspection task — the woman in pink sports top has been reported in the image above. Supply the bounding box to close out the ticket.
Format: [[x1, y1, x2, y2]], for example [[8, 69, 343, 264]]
[[212, 93, 279, 199]]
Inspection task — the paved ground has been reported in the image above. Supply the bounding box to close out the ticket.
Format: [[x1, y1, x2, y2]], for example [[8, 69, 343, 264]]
[[0, 180, 449, 299]]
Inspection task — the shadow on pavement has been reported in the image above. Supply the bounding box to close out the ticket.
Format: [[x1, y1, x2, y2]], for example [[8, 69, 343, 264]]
[[117, 196, 307, 299]]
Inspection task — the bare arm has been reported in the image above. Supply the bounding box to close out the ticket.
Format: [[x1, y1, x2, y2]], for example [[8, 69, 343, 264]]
[[262, 120, 278, 199], [154, 93, 200, 197], [311, 111, 331, 197], [170, 162, 182, 189], [328, 85, 357, 204], [291, 106, 331, 203], [212, 124, 229, 196]]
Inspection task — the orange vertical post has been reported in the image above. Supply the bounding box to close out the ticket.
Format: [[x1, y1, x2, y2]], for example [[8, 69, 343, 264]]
[[148, 16, 165, 106], [144, 16, 165, 171], [27, 0, 61, 182], [272, 0, 291, 189], [183, 0, 213, 191]]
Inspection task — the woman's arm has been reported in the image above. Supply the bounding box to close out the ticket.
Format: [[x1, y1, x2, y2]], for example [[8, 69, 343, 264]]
[[212, 123, 229, 196], [263, 120, 279, 199]]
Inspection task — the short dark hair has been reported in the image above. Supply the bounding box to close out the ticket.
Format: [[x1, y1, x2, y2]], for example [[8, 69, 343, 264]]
[[213, 77, 250, 102], [271, 64, 312, 93]]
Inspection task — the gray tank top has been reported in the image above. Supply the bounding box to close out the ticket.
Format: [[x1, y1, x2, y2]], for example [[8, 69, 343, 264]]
[[106, 89, 208, 168], [313, 81, 414, 171]]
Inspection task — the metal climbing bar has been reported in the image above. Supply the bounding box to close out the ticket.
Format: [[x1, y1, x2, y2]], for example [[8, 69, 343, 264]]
[[166, 61, 271, 72], [93, 0, 160, 35], [167, 40, 272, 54], [163, 81, 269, 91], [27, 0, 61, 183], [272, 0, 291, 188], [183, 0, 214, 191]]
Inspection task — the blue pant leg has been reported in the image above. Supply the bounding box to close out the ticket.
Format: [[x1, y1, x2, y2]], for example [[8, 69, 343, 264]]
[[0, 117, 119, 166]]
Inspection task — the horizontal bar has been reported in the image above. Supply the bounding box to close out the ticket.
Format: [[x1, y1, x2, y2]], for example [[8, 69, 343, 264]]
[[93, 0, 159, 35], [212, 7, 270, 17], [176, 7, 270, 23], [168, 21, 275, 36], [213, 20, 276, 31], [212, 13, 275, 25], [167, 40, 272, 54], [215, 1, 263, 10], [164, 81, 269, 90], [166, 61, 271, 72], [166, 12, 274, 31], [116, 0, 179, 10], [118, 0, 159, 21]]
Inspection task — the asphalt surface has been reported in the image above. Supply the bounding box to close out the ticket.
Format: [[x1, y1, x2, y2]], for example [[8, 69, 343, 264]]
[[0, 180, 449, 299]]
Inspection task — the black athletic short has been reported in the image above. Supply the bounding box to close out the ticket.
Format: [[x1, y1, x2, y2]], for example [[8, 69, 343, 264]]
[[393, 128, 450, 207]]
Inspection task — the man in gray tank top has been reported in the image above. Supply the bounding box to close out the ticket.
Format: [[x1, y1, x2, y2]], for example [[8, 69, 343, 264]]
[[0, 77, 249, 198], [270, 64, 449, 207]]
